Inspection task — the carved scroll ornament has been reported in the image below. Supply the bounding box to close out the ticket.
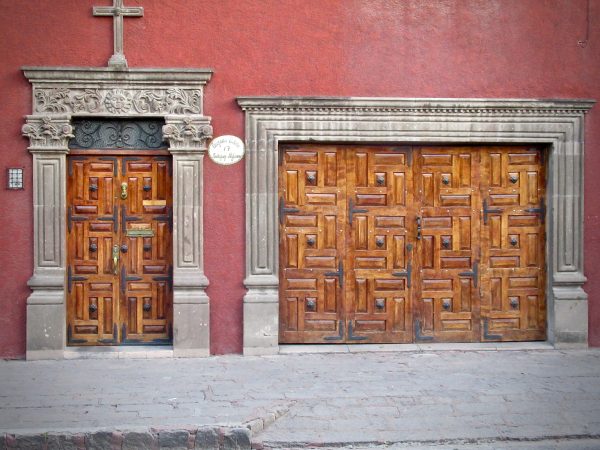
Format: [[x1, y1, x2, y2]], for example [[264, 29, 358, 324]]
[[33, 88, 203, 115]]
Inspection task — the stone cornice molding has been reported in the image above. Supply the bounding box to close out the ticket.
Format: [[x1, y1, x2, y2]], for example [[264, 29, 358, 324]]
[[237, 97, 595, 116], [163, 116, 213, 152], [22, 67, 213, 84]]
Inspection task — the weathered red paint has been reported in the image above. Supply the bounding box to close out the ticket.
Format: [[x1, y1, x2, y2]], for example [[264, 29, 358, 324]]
[[1, 0, 599, 357]]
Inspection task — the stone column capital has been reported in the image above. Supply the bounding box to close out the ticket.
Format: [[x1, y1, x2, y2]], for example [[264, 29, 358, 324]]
[[22, 115, 73, 152], [163, 115, 213, 153]]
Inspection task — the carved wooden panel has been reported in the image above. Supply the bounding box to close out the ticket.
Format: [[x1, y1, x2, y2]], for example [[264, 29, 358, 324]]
[[279, 146, 346, 343], [121, 156, 172, 344], [67, 155, 172, 345], [279, 145, 546, 344], [414, 148, 481, 342], [67, 156, 119, 344], [480, 147, 546, 340], [346, 148, 414, 342]]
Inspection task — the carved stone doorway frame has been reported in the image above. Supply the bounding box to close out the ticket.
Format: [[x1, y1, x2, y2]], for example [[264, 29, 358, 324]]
[[237, 97, 595, 355], [22, 67, 213, 359]]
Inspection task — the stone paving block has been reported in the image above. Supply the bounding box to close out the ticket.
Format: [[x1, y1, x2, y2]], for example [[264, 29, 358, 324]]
[[213, 418, 252, 428], [85, 431, 120, 450], [267, 417, 329, 431], [376, 426, 495, 443], [503, 412, 567, 427], [122, 431, 157, 450], [453, 400, 510, 415], [5, 433, 47, 450], [194, 427, 219, 450], [397, 404, 454, 417], [222, 428, 251, 450], [157, 430, 190, 449], [46, 433, 85, 450], [562, 411, 600, 426]]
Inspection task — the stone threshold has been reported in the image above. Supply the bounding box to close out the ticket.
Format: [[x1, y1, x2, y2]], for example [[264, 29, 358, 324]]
[[278, 341, 556, 354], [64, 346, 174, 359], [62, 341, 570, 359]]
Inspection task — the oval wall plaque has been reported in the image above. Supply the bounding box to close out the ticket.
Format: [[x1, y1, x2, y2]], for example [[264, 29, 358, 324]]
[[208, 135, 245, 165]]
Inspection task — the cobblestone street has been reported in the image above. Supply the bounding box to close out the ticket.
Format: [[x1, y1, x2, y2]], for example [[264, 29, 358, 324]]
[[1, 347, 600, 448]]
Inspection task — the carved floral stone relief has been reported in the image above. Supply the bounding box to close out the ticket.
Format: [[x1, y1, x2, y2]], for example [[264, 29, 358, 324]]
[[33, 88, 203, 115]]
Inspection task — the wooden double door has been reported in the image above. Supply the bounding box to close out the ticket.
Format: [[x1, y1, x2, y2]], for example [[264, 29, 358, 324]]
[[279, 145, 546, 343], [67, 153, 173, 345]]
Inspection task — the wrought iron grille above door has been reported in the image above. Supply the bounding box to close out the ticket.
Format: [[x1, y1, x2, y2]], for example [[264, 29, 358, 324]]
[[69, 119, 167, 150]]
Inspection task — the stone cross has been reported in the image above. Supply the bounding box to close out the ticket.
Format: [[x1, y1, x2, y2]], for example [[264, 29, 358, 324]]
[[93, 0, 144, 69]]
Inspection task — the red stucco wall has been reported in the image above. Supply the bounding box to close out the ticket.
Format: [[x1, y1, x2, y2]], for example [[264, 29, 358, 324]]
[[1, 0, 599, 357]]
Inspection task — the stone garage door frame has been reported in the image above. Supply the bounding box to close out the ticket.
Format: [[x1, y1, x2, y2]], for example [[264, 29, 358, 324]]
[[22, 67, 213, 359], [237, 97, 594, 355]]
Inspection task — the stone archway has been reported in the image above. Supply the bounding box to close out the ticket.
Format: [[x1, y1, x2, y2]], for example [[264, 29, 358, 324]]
[[22, 67, 213, 359], [237, 97, 594, 355]]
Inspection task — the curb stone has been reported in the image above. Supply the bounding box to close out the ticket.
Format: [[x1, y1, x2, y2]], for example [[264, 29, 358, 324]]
[[122, 432, 156, 450], [257, 434, 600, 450], [194, 427, 219, 450], [3, 427, 252, 450], [47, 433, 86, 450], [243, 401, 296, 437]]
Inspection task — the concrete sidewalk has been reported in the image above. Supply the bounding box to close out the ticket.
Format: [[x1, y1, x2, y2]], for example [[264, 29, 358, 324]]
[[1, 347, 599, 449]]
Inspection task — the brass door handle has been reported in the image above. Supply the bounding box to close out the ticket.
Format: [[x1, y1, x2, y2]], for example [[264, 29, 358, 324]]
[[120, 182, 128, 200], [112, 245, 119, 275]]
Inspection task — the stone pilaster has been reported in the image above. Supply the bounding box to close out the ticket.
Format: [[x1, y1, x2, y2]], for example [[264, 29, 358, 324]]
[[242, 115, 279, 355], [163, 116, 213, 357], [550, 115, 588, 346], [22, 115, 73, 359]]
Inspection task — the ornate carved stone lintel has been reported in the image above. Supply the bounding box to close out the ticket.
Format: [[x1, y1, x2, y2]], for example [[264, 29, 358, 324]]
[[32, 87, 204, 116]]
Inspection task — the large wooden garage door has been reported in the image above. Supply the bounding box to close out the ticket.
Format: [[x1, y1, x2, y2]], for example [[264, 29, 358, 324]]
[[279, 145, 546, 343]]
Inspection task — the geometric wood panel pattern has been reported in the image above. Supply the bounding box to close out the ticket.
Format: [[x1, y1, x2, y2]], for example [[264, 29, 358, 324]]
[[414, 147, 482, 342], [278, 146, 346, 343], [67, 154, 172, 345], [347, 147, 414, 343], [480, 147, 546, 341], [279, 144, 546, 343]]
